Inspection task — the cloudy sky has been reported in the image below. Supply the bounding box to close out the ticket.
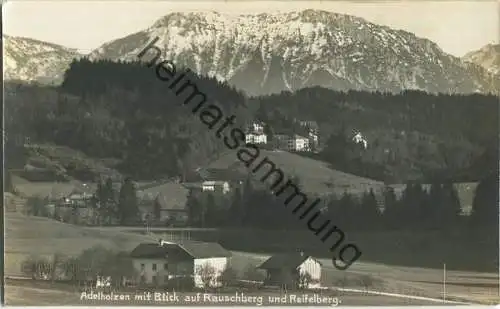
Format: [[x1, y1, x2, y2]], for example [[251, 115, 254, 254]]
[[3, 0, 498, 57]]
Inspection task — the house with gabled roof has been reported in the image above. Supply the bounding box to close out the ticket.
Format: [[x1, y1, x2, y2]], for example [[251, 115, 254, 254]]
[[257, 251, 322, 289], [130, 239, 231, 288], [136, 182, 190, 225]]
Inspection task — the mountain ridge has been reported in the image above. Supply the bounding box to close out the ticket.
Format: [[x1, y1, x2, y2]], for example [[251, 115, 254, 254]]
[[463, 43, 500, 76], [4, 10, 499, 95], [3, 34, 82, 84]]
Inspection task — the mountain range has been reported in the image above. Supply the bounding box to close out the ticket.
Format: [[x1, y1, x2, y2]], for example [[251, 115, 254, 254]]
[[3, 35, 81, 85], [3, 10, 499, 95], [463, 44, 500, 76]]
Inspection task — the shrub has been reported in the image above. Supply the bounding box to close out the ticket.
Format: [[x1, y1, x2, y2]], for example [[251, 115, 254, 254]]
[[359, 274, 374, 289], [21, 255, 51, 280], [298, 272, 312, 289], [358, 274, 383, 290], [196, 263, 217, 289]]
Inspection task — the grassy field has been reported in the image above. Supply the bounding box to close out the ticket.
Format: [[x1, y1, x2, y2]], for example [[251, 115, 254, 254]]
[[13, 144, 478, 214], [5, 280, 461, 306], [15, 143, 123, 182], [5, 212, 499, 305], [207, 149, 478, 214], [208, 149, 385, 196], [4, 213, 157, 278], [116, 227, 497, 272]]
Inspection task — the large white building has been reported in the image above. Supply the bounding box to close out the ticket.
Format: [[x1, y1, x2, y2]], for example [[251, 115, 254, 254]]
[[245, 121, 267, 145], [245, 132, 268, 145], [130, 240, 232, 288], [249, 121, 265, 134], [274, 134, 310, 152]]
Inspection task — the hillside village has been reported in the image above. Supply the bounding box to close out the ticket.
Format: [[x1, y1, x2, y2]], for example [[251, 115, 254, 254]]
[[4, 118, 375, 226]]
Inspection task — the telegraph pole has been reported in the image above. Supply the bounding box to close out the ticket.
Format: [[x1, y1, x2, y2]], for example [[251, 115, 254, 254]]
[[443, 263, 446, 303]]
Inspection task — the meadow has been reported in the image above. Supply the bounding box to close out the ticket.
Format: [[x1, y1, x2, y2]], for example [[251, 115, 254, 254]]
[[5, 212, 498, 305]]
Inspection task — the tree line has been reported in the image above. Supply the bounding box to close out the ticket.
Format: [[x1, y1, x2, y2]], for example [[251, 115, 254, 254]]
[[17, 168, 497, 231], [185, 172, 498, 232], [21, 246, 135, 287]]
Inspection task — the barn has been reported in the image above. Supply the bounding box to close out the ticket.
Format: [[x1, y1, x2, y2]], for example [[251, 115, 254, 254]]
[[130, 239, 231, 288], [257, 251, 322, 289]]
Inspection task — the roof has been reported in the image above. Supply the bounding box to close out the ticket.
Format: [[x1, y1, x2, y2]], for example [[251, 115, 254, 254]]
[[257, 252, 321, 270], [294, 134, 308, 140], [136, 182, 189, 211], [178, 240, 232, 258], [130, 242, 187, 259], [14, 182, 77, 199], [202, 181, 228, 185], [198, 168, 246, 182], [130, 240, 231, 259]]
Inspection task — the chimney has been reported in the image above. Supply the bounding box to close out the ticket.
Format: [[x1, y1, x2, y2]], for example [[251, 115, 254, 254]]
[[299, 250, 304, 257]]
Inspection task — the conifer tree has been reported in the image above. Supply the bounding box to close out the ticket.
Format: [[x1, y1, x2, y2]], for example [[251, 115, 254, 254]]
[[186, 190, 202, 227], [426, 182, 443, 228], [118, 178, 138, 226], [153, 196, 162, 222], [470, 173, 498, 228], [338, 191, 356, 230], [359, 188, 381, 230], [382, 185, 399, 228], [440, 182, 462, 228]]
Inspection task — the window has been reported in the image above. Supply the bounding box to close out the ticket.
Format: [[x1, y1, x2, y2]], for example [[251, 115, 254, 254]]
[[152, 275, 157, 285], [152, 263, 157, 271], [164, 275, 169, 283], [164, 263, 168, 270], [140, 263, 145, 270]]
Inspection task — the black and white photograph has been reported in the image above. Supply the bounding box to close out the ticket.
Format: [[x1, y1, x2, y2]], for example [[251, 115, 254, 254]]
[[3, 0, 499, 306]]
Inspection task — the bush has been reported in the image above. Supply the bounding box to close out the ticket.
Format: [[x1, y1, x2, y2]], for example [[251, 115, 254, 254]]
[[298, 272, 312, 289], [358, 274, 374, 289], [196, 263, 217, 289], [21, 255, 51, 280]]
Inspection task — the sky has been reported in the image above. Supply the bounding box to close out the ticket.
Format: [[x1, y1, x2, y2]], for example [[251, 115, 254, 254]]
[[3, 0, 499, 57]]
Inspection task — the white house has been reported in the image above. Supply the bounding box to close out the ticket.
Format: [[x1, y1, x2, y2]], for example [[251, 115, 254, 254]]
[[136, 182, 189, 224], [245, 132, 268, 145], [294, 135, 310, 152], [257, 251, 322, 289], [273, 134, 311, 152], [352, 131, 368, 149], [201, 181, 230, 194], [308, 131, 319, 148], [130, 240, 232, 288], [249, 121, 265, 134]]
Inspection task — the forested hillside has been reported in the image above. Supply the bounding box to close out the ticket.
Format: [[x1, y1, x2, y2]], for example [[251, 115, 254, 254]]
[[254, 88, 498, 182], [5, 58, 251, 180], [5, 58, 498, 184]]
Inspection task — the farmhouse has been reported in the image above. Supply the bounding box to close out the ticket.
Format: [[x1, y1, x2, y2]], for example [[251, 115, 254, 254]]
[[183, 180, 231, 195], [130, 240, 231, 288], [136, 182, 189, 225], [273, 134, 311, 152], [245, 132, 268, 145], [257, 252, 322, 289]]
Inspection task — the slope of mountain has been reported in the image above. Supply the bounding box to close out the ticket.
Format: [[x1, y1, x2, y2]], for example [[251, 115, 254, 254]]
[[89, 10, 499, 95], [3, 35, 82, 84], [463, 44, 500, 75]]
